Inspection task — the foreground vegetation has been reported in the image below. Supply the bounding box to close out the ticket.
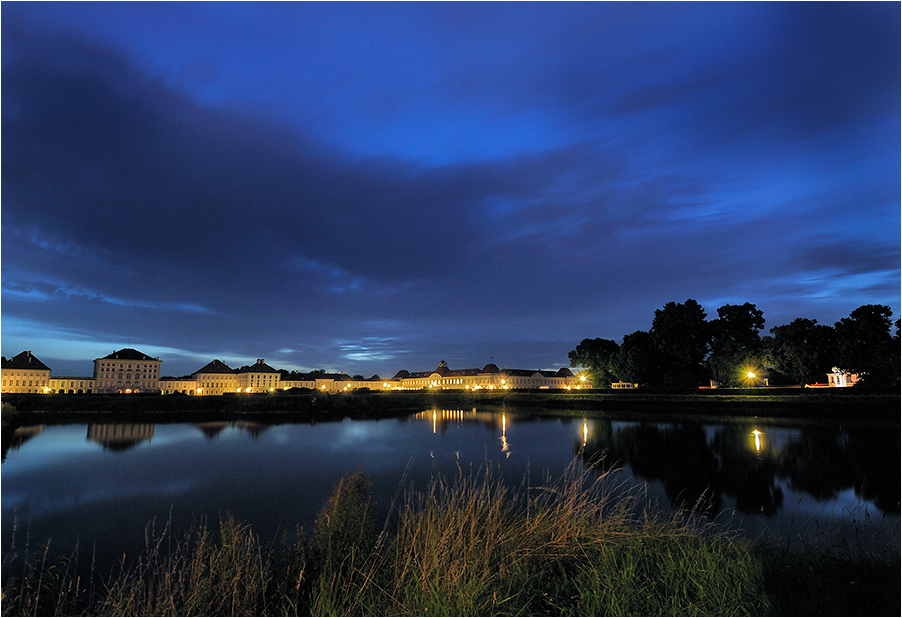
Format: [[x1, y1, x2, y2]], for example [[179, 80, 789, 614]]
[[3, 467, 899, 616]]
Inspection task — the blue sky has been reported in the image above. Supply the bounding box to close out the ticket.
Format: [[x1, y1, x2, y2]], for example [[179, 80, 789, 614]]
[[2, 2, 899, 378]]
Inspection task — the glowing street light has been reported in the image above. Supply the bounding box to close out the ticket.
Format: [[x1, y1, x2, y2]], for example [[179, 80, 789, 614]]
[[744, 369, 758, 388]]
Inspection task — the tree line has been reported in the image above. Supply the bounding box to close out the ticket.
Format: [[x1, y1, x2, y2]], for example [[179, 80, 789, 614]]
[[569, 300, 900, 388]]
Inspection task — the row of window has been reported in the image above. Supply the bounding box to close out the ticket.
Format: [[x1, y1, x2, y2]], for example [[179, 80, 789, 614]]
[[3, 380, 47, 387], [98, 373, 150, 379], [97, 363, 158, 370]]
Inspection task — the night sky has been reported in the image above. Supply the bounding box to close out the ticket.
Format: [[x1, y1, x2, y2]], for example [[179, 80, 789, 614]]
[[3, 2, 899, 378]]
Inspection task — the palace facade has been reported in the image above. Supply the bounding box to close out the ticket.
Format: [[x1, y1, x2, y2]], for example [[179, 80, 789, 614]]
[[1, 351, 51, 394], [2, 349, 582, 395], [94, 348, 162, 393]]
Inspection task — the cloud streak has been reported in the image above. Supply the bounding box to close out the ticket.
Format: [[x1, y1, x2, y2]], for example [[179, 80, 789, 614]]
[[2, 3, 898, 377]]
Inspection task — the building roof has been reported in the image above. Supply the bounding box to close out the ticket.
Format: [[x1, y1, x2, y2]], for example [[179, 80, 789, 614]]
[[392, 362, 575, 381], [321, 372, 353, 381], [193, 359, 236, 375], [281, 370, 353, 381], [505, 369, 542, 377], [236, 359, 279, 374], [96, 348, 159, 362], [2, 351, 51, 371]]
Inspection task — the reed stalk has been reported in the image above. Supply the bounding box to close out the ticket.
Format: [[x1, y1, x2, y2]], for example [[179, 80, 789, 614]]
[[2, 465, 898, 616]]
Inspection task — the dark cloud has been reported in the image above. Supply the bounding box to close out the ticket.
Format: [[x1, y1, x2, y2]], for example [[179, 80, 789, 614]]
[[2, 4, 898, 377]]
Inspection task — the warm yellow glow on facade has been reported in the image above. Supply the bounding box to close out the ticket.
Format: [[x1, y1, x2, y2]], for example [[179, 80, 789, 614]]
[[6, 353, 580, 396]]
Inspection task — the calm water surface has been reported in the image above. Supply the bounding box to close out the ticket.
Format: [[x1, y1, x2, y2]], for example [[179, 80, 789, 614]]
[[2, 408, 899, 570]]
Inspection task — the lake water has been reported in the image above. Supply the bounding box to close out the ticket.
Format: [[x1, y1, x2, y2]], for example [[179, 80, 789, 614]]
[[2, 408, 899, 571]]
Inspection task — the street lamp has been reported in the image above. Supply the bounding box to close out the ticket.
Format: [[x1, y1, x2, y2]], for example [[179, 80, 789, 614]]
[[744, 370, 759, 389]]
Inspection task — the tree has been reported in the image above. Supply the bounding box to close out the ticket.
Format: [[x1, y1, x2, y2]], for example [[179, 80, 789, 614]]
[[707, 303, 766, 387], [834, 304, 898, 385], [767, 318, 837, 385], [612, 330, 658, 386], [568, 337, 620, 388], [649, 299, 711, 387]]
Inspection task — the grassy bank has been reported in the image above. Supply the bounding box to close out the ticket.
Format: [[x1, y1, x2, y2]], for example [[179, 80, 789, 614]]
[[3, 468, 898, 616]]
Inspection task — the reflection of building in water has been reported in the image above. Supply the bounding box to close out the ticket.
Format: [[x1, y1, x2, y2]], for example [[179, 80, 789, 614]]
[[233, 421, 269, 440], [195, 422, 230, 440], [193, 421, 269, 440], [11, 425, 45, 449], [87, 424, 155, 451], [2, 425, 45, 462], [415, 409, 513, 456], [414, 408, 500, 434]]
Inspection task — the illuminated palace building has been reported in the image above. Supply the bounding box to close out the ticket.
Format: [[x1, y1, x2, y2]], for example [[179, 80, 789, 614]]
[[2, 349, 581, 395]]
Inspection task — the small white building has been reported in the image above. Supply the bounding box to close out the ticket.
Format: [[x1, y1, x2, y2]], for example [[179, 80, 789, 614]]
[[827, 367, 861, 387]]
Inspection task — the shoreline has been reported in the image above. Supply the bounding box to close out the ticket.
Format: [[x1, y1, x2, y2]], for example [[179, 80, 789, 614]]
[[2, 389, 899, 427]]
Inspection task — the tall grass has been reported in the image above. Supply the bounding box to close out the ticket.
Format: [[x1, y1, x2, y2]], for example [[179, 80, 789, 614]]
[[341, 465, 767, 616], [3, 465, 898, 616]]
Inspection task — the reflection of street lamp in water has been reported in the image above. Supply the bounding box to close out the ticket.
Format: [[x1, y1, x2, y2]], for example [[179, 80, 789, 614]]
[[582, 420, 588, 447], [501, 413, 510, 457], [752, 429, 762, 452]]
